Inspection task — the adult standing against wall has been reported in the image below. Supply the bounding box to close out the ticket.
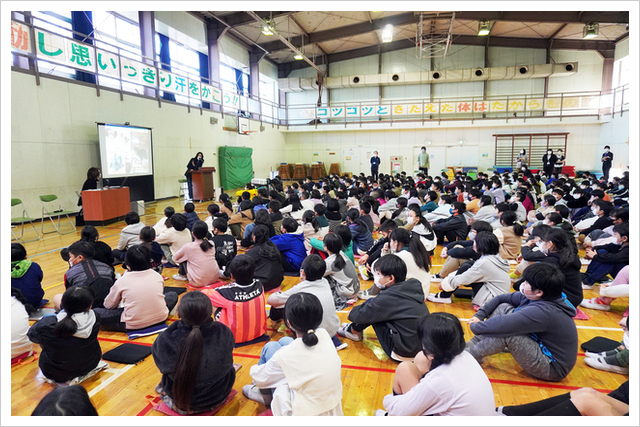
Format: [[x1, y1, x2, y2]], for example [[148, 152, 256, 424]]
[[516, 148, 527, 170], [418, 146, 430, 177], [185, 152, 204, 200], [601, 145, 613, 181], [554, 149, 566, 175], [542, 149, 557, 178], [370, 151, 381, 182]]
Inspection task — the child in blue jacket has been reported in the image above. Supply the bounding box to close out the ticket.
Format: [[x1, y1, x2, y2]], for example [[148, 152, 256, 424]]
[[271, 218, 306, 272]]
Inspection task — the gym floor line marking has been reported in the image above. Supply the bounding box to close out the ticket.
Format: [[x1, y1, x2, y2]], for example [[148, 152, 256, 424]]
[[43, 281, 64, 291], [28, 232, 120, 259], [88, 364, 134, 398]]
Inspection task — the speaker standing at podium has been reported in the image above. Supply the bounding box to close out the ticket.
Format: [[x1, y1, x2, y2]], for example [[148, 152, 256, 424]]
[[185, 152, 204, 200], [77, 167, 108, 226]]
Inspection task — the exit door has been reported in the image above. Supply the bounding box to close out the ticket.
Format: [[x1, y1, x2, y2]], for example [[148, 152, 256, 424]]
[[342, 147, 375, 176]]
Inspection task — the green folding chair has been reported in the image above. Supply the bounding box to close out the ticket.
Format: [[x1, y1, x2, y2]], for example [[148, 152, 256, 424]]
[[39, 194, 77, 235], [178, 179, 187, 198], [11, 198, 41, 242]]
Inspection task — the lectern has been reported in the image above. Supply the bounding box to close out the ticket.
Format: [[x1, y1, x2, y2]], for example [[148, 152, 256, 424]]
[[189, 167, 216, 201], [82, 187, 130, 225]]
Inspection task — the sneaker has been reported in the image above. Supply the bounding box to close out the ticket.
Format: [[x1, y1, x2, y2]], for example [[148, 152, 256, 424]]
[[390, 351, 414, 363], [581, 282, 594, 290], [233, 363, 242, 372], [172, 274, 188, 281], [374, 409, 388, 416], [472, 304, 480, 312], [162, 276, 169, 281], [580, 297, 611, 311], [584, 357, 629, 375], [242, 384, 267, 405], [430, 273, 443, 283], [70, 360, 109, 385], [358, 288, 377, 300], [426, 293, 452, 304], [585, 346, 624, 359], [357, 264, 371, 281], [163, 263, 178, 268], [337, 323, 363, 342], [580, 258, 591, 265], [508, 271, 521, 280], [346, 296, 358, 306]]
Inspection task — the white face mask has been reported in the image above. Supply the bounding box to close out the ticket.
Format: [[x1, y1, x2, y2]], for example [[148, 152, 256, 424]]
[[573, 194, 581, 199], [547, 151, 552, 155], [468, 231, 477, 240], [605, 149, 610, 153], [519, 283, 542, 301], [374, 273, 390, 290]]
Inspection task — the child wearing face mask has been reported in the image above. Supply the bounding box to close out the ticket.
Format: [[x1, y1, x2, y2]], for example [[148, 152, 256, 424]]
[[338, 254, 429, 362], [466, 263, 578, 381]]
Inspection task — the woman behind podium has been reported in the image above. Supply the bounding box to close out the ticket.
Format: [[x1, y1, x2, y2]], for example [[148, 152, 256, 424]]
[[185, 152, 204, 200], [77, 167, 104, 226]]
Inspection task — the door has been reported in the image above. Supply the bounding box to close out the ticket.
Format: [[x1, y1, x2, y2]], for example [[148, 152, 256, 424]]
[[414, 146, 446, 177]]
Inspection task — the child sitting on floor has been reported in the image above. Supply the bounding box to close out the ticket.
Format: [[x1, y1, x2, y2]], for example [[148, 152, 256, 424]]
[[138, 226, 164, 274], [202, 255, 267, 345], [243, 292, 343, 416], [11, 243, 45, 309], [172, 221, 220, 286], [211, 218, 237, 272], [267, 254, 345, 350], [338, 255, 429, 362], [93, 245, 178, 332], [152, 291, 236, 415], [153, 206, 175, 236], [379, 312, 495, 416], [112, 211, 145, 263], [28, 286, 106, 386], [156, 213, 192, 268], [323, 233, 360, 309], [183, 202, 199, 231]]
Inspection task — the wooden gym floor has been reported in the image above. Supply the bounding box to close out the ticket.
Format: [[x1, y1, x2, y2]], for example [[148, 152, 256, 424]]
[[11, 197, 629, 417]]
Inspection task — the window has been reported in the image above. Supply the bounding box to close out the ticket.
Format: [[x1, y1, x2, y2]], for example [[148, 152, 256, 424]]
[[155, 33, 202, 106], [93, 11, 142, 59], [220, 63, 250, 115], [31, 11, 76, 78], [260, 75, 278, 123]]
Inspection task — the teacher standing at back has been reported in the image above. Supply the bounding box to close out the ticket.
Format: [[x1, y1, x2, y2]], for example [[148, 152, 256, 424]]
[[370, 151, 381, 182], [185, 152, 204, 200]]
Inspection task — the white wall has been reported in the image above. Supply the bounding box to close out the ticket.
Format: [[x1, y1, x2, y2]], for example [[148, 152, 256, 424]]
[[598, 113, 630, 171], [11, 71, 287, 215], [280, 118, 627, 176], [548, 50, 603, 93]]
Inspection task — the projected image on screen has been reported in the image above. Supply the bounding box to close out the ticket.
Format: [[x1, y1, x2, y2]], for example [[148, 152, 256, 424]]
[[98, 124, 153, 178]]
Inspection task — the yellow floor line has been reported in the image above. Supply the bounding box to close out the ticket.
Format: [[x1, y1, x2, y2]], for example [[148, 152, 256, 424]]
[[43, 281, 64, 291]]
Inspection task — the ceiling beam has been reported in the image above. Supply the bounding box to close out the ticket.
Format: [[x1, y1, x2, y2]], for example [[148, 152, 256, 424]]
[[208, 11, 293, 28], [260, 12, 421, 53], [455, 11, 629, 24], [279, 35, 617, 71]]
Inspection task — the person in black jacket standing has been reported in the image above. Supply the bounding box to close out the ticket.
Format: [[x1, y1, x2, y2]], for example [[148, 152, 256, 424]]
[[601, 145, 613, 180], [185, 152, 204, 200], [542, 149, 558, 178], [370, 151, 381, 182]]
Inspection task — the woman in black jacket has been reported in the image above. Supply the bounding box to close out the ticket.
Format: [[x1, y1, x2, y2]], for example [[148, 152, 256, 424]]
[[152, 291, 235, 414]]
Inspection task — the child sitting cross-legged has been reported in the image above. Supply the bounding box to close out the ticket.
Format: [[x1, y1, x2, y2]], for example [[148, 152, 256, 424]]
[[28, 286, 106, 386], [243, 292, 343, 416], [267, 254, 345, 350], [11, 243, 45, 309], [377, 312, 496, 416], [466, 263, 578, 381], [202, 255, 267, 345], [338, 254, 429, 363], [93, 245, 178, 332], [172, 220, 220, 286]]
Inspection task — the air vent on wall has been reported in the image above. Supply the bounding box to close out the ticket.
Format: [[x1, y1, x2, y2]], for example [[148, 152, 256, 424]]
[[392, 74, 399, 81], [565, 64, 574, 72], [518, 66, 529, 75], [474, 69, 484, 77], [433, 72, 441, 79], [353, 76, 360, 83]]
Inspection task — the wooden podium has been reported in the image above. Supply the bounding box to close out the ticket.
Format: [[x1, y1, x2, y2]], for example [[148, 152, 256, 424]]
[[189, 167, 216, 201], [82, 187, 131, 225]]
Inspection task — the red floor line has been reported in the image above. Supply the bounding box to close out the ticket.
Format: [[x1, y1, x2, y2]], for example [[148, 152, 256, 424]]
[[98, 337, 153, 347], [136, 397, 160, 416], [488, 378, 612, 393], [342, 364, 396, 374], [233, 352, 260, 359]]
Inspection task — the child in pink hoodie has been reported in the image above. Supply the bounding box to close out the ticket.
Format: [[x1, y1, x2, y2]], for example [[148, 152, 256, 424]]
[[172, 221, 220, 287]]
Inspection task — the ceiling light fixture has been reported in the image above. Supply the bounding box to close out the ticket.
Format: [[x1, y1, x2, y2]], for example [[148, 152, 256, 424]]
[[294, 48, 304, 60], [381, 24, 393, 43], [261, 19, 275, 36], [478, 20, 491, 36], [583, 22, 599, 39]]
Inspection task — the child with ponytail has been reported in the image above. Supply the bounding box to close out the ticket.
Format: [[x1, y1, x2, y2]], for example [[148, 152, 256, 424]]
[[243, 292, 343, 416], [27, 286, 105, 385], [172, 220, 220, 286], [152, 291, 236, 414], [323, 233, 360, 309], [379, 228, 431, 300]]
